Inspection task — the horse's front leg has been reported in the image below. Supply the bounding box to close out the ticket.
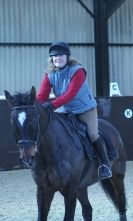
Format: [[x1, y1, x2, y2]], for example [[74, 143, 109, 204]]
[[36, 186, 54, 221], [62, 186, 77, 221]]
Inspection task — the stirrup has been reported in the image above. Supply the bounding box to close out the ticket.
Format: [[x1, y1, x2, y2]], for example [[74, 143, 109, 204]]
[[98, 164, 112, 180]]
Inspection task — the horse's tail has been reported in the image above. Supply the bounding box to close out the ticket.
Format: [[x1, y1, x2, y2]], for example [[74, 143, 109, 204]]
[[100, 179, 119, 210], [100, 176, 127, 212]]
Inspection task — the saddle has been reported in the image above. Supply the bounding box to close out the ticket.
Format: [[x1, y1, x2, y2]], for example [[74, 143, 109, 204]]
[[54, 112, 118, 161]]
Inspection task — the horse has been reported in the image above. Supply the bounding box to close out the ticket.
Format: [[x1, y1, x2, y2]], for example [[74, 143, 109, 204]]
[[4, 86, 127, 221]]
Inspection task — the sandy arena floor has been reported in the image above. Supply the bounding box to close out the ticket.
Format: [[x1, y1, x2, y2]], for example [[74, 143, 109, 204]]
[[0, 161, 133, 221]]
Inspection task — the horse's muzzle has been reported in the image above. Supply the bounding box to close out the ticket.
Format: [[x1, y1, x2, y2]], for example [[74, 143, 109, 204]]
[[19, 143, 36, 167], [20, 156, 35, 167]]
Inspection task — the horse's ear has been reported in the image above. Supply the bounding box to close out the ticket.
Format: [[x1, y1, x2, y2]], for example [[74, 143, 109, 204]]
[[31, 86, 36, 95], [30, 86, 36, 102], [4, 90, 14, 107]]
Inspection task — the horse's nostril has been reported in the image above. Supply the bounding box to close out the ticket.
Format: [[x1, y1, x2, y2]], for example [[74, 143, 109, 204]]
[[20, 158, 28, 168], [20, 158, 23, 165], [29, 156, 35, 166]]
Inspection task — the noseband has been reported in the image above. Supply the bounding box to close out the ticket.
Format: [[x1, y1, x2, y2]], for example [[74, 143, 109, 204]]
[[11, 105, 40, 150]]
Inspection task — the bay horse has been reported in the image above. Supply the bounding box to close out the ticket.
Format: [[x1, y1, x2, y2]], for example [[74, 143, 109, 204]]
[[5, 86, 127, 221]]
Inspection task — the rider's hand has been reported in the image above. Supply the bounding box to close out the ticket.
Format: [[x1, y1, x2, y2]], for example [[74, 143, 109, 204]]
[[42, 102, 54, 111]]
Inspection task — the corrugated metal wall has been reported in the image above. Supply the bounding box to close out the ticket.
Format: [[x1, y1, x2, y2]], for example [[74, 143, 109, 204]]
[[0, 0, 94, 43], [108, 0, 133, 95], [0, 0, 95, 95], [1, 0, 133, 96]]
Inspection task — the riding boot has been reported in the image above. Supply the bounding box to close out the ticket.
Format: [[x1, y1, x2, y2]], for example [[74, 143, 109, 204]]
[[93, 136, 112, 180]]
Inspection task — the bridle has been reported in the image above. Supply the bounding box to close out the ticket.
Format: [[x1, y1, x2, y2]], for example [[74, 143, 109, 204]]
[[11, 105, 41, 151]]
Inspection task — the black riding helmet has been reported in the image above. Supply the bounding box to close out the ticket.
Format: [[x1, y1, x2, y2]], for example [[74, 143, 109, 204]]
[[49, 42, 71, 57]]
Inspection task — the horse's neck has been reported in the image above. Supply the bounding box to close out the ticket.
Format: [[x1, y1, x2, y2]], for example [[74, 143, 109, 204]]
[[39, 108, 50, 131]]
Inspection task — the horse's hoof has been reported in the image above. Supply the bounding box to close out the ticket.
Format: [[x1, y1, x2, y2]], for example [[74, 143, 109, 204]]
[[120, 213, 127, 221]]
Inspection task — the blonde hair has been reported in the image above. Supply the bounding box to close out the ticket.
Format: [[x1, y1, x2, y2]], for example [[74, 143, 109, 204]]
[[45, 57, 83, 73]]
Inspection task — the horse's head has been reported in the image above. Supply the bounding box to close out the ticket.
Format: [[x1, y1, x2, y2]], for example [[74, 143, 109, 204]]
[[5, 86, 40, 167]]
